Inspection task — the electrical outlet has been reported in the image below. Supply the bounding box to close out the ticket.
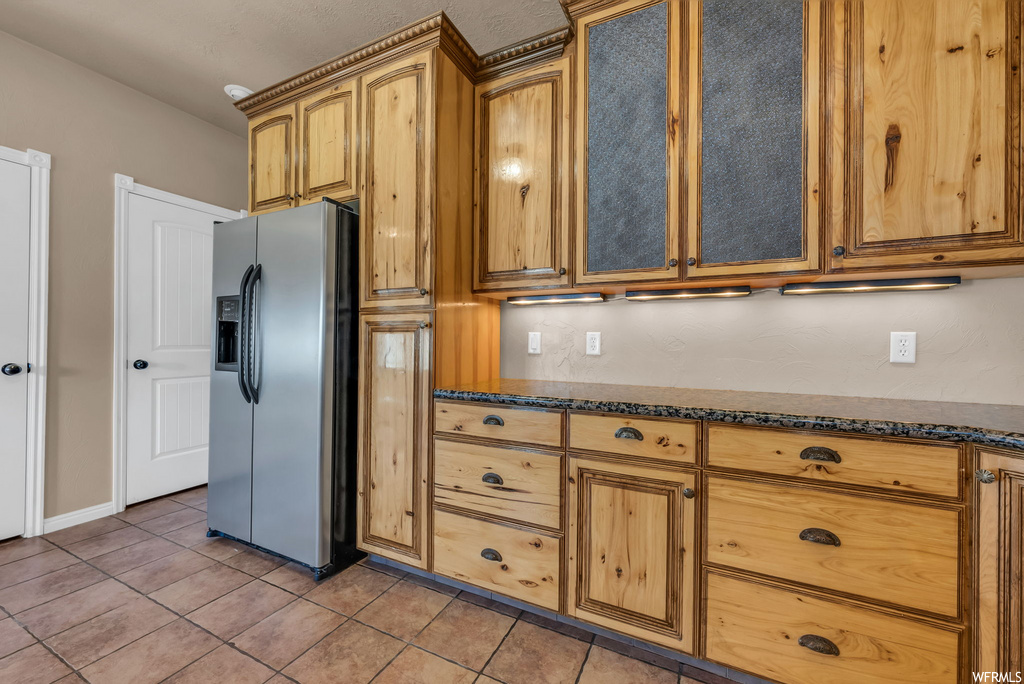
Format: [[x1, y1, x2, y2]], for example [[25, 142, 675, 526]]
[[890, 332, 917, 364], [528, 332, 542, 355], [586, 332, 602, 356]]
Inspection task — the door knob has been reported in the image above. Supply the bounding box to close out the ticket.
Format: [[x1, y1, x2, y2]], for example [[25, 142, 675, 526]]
[[132, 359, 149, 370], [1, 363, 22, 376]]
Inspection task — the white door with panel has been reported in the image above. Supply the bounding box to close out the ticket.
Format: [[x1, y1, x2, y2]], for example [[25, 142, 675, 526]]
[[125, 194, 231, 504], [0, 158, 31, 539]]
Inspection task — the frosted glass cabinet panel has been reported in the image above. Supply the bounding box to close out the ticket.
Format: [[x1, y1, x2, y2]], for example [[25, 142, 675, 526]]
[[684, 0, 822, 278], [575, 0, 683, 285]]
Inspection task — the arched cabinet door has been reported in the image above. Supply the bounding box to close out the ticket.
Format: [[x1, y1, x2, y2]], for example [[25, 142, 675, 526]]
[[248, 106, 296, 215], [298, 81, 357, 205]]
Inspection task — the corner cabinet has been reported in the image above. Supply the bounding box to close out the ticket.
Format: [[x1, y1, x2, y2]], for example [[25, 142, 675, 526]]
[[359, 52, 435, 309], [247, 81, 358, 215], [976, 448, 1024, 673], [474, 57, 572, 291], [575, 0, 683, 285], [828, 0, 1024, 271], [567, 454, 697, 653], [356, 312, 432, 568]]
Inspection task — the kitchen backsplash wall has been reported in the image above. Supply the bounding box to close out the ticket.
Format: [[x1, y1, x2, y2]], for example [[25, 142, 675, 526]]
[[500, 276, 1024, 406]]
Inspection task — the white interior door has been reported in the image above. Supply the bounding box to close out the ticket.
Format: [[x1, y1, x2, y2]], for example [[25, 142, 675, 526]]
[[0, 159, 30, 539], [125, 194, 225, 504]]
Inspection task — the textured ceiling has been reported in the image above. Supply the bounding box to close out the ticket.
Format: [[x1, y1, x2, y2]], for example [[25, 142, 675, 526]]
[[0, 0, 566, 135]]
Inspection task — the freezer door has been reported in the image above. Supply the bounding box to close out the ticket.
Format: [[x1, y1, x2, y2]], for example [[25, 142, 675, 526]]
[[208, 216, 256, 542], [251, 203, 336, 567]]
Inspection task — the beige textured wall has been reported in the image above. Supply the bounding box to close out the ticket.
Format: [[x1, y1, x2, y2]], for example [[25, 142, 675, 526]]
[[501, 277, 1024, 406], [0, 30, 247, 517]]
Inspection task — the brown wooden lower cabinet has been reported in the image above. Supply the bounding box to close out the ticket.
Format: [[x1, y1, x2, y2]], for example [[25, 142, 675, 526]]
[[975, 447, 1024, 674], [704, 572, 962, 684], [567, 455, 697, 653], [356, 312, 432, 568]]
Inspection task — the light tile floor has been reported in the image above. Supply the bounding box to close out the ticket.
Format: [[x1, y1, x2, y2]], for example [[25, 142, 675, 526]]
[[0, 486, 733, 683]]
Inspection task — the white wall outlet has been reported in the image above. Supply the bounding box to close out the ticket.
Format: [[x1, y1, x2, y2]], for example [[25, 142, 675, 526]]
[[528, 332, 542, 355], [890, 332, 917, 364], [586, 332, 602, 356]]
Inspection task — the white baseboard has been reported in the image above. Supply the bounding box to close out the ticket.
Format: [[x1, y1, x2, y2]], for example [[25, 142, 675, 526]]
[[43, 502, 115, 534]]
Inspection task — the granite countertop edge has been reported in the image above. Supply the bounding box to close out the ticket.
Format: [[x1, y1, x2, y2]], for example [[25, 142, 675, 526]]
[[433, 387, 1024, 452]]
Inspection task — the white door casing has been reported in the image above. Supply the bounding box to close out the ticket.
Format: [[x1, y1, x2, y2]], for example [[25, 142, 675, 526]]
[[0, 147, 50, 539], [114, 175, 241, 507]]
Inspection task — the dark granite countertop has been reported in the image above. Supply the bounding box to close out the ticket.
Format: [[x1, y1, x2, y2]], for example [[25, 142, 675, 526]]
[[434, 378, 1024, 451]]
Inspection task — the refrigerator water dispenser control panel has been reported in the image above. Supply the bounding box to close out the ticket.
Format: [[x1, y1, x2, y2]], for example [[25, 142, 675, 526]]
[[215, 295, 241, 371]]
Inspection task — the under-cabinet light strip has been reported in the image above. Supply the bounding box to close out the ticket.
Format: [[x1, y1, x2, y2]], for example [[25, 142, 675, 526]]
[[779, 276, 961, 296], [507, 292, 606, 305], [625, 286, 752, 301]]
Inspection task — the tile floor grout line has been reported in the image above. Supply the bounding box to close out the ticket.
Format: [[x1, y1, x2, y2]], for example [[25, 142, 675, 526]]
[[474, 613, 519, 682], [574, 642, 594, 684]]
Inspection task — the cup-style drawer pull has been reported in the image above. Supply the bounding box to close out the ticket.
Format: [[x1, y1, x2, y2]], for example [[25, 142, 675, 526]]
[[614, 427, 644, 441], [482, 472, 504, 486], [799, 527, 841, 547], [800, 446, 841, 464], [798, 634, 840, 657], [481, 548, 503, 562], [482, 415, 504, 427]]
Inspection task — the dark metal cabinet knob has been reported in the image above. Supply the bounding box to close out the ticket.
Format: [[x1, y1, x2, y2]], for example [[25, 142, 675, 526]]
[[132, 359, 149, 370], [976, 469, 996, 484], [682, 488, 696, 499], [614, 426, 643, 441], [419, 288, 428, 296], [686, 257, 697, 266], [668, 258, 678, 267], [482, 415, 505, 427], [480, 548, 503, 562], [1, 363, 23, 376], [833, 246, 846, 257], [418, 322, 430, 329], [799, 634, 840, 657], [482, 472, 504, 486], [799, 527, 841, 547], [559, 267, 567, 275], [800, 446, 841, 464]]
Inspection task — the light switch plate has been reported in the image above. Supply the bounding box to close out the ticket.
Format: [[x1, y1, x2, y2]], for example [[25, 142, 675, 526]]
[[528, 332, 542, 355], [890, 332, 916, 364], [586, 332, 602, 356]]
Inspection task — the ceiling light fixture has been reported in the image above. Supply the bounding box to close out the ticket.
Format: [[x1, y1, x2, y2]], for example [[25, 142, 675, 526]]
[[507, 292, 605, 306], [779, 276, 961, 296], [625, 286, 752, 301], [224, 84, 255, 101]]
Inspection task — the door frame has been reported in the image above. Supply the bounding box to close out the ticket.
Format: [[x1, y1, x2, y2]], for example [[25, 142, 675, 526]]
[[0, 145, 51, 537], [111, 174, 243, 513]]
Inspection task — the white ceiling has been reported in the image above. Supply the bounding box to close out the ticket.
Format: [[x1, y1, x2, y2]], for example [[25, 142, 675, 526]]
[[0, 0, 566, 135]]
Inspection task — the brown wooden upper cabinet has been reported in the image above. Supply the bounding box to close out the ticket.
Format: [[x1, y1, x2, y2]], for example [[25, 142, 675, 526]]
[[828, 0, 1024, 271], [247, 81, 358, 215], [575, 0, 683, 285], [248, 107, 296, 215], [360, 51, 435, 309], [474, 57, 572, 291], [682, 0, 822, 278], [297, 81, 357, 206]]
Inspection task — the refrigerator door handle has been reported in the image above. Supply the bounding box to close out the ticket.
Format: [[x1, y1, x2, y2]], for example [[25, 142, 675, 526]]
[[247, 264, 263, 404], [237, 264, 255, 404]]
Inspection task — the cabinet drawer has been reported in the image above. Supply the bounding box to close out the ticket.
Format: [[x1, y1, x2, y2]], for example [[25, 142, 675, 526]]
[[434, 439, 561, 529], [435, 401, 563, 448], [707, 424, 961, 498], [706, 477, 961, 617], [568, 413, 697, 464], [433, 510, 560, 610], [705, 573, 961, 684]]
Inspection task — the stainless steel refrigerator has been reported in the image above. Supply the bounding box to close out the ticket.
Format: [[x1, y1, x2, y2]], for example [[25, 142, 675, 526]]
[[207, 200, 361, 577]]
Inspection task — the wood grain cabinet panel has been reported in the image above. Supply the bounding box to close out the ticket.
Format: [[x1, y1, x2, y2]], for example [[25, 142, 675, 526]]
[[356, 312, 431, 568], [433, 438, 562, 529], [975, 448, 1024, 673], [829, 0, 1024, 270], [248, 106, 297, 215], [360, 52, 435, 309], [705, 476, 962, 617], [433, 509, 561, 610], [706, 423, 962, 498], [297, 82, 357, 204], [475, 58, 571, 290], [434, 401, 564, 448], [705, 572, 961, 684], [568, 456, 696, 652], [569, 412, 697, 464]]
